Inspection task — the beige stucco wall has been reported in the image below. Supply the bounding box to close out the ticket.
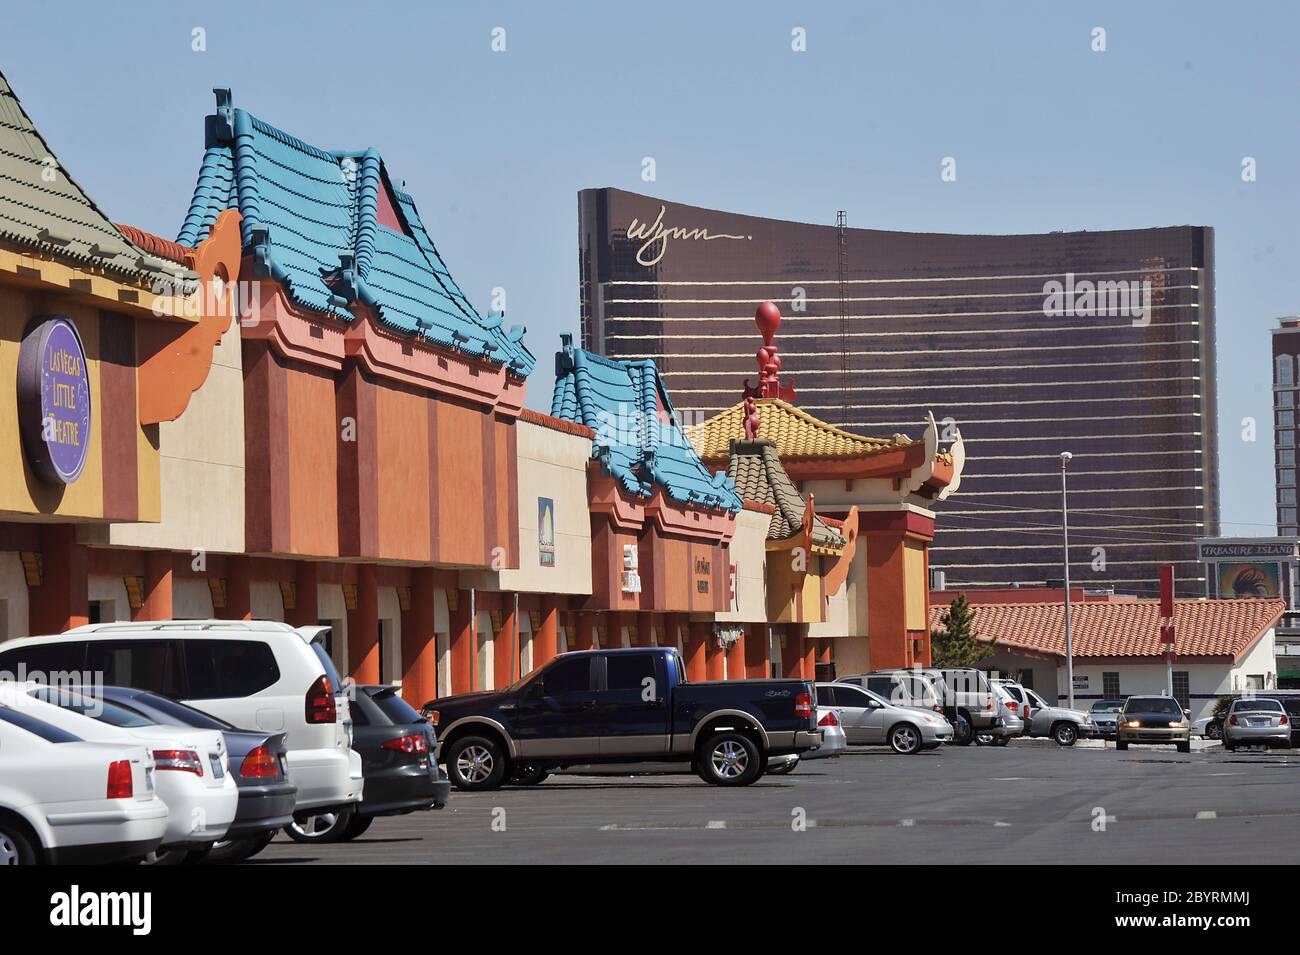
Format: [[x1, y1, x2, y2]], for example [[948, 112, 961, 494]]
[[89, 313, 245, 555], [462, 419, 592, 596], [715, 508, 769, 623], [88, 575, 129, 623], [173, 577, 214, 619]]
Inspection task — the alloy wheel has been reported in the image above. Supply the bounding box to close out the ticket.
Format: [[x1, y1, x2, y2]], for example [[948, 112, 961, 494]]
[[293, 812, 340, 838], [711, 740, 749, 778], [0, 833, 19, 865], [457, 744, 495, 784], [893, 726, 920, 753]]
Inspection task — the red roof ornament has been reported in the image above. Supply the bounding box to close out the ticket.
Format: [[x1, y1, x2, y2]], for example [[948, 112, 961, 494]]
[[743, 301, 797, 402]]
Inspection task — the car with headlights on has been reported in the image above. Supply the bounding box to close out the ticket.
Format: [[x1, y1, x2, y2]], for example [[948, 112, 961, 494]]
[[1116, 695, 1191, 753], [1223, 697, 1293, 751], [818, 682, 953, 754]]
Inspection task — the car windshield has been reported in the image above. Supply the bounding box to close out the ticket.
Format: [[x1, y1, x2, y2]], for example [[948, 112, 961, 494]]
[[30, 687, 156, 727], [1091, 700, 1125, 713], [1124, 697, 1182, 715], [1231, 698, 1284, 713]]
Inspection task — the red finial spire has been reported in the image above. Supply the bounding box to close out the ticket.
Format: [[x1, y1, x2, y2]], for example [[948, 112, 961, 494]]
[[743, 301, 797, 402]]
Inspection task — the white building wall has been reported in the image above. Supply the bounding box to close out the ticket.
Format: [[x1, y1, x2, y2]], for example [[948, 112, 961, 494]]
[[250, 581, 284, 622], [87, 575, 129, 624]]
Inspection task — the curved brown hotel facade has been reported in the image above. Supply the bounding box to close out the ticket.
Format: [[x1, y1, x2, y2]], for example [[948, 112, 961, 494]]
[[579, 188, 1220, 597]]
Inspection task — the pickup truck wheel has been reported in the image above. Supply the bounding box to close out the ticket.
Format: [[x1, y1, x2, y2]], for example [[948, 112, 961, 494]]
[[889, 723, 923, 755], [509, 763, 550, 786], [1052, 722, 1078, 747], [447, 735, 507, 791], [953, 716, 974, 746], [698, 731, 763, 787]]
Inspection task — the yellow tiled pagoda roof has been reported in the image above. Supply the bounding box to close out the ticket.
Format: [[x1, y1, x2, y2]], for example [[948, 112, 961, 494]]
[[687, 398, 912, 462]]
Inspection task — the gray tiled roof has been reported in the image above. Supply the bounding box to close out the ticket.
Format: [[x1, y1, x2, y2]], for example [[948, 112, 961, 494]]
[[728, 438, 846, 547], [0, 70, 192, 285]]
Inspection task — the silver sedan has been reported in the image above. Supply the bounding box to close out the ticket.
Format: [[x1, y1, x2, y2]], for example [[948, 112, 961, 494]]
[[820, 682, 953, 754], [1223, 698, 1293, 751]]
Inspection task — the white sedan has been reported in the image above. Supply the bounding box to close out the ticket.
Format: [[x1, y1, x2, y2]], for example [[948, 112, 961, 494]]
[[0, 683, 238, 862], [0, 703, 168, 864]]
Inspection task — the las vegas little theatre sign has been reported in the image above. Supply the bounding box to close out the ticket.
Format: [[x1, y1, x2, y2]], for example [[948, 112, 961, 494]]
[[18, 315, 92, 485]]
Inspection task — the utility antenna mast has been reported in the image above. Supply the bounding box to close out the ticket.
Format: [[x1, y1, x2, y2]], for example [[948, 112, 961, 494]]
[[836, 210, 849, 421]]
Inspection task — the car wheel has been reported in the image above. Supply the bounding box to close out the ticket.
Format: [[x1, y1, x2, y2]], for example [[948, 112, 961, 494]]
[[509, 762, 551, 786], [446, 735, 508, 791], [1052, 722, 1078, 747], [697, 731, 764, 786], [1116, 740, 1128, 751], [889, 723, 923, 755], [766, 758, 798, 775], [0, 824, 36, 865], [1176, 741, 1191, 754], [954, 716, 974, 746], [206, 832, 275, 864], [340, 814, 374, 841], [973, 731, 994, 746], [991, 735, 1010, 746], [1206, 721, 1222, 740], [284, 806, 356, 844]]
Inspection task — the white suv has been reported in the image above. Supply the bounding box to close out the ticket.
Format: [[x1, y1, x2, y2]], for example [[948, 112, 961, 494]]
[[0, 620, 363, 816], [0, 703, 169, 864]]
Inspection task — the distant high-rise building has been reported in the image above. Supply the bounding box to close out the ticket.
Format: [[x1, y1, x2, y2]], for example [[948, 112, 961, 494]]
[[578, 188, 1219, 596], [1272, 317, 1300, 537]]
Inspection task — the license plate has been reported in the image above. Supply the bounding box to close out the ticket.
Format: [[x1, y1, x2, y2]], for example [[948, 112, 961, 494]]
[[145, 768, 155, 792], [210, 756, 225, 779]]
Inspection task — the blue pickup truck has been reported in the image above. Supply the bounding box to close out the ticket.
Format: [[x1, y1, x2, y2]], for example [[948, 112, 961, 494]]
[[422, 647, 822, 789]]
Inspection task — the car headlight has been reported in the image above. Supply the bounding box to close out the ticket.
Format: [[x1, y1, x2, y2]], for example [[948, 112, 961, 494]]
[[921, 715, 935, 723], [1169, 720, 1187, 728], [1124, 720, 1141, 728]]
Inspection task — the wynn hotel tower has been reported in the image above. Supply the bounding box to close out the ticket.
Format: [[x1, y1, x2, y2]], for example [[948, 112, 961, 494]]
[[578, 188, 1219, 597]]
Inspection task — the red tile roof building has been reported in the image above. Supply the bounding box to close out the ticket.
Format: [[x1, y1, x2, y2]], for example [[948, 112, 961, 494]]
[[933, 598, 1284, 663]]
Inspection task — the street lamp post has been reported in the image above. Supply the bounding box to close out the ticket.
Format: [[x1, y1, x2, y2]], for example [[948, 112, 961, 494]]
[[1061, 452, 1075, 709]]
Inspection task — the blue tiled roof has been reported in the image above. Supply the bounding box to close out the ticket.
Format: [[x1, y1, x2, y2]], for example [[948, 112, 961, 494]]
[[551, 336, 742, 513], [175, 89, 533, 377]]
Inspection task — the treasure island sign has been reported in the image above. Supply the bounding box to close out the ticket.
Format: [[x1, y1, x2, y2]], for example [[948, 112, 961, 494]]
[[18, 315, 92, 485]]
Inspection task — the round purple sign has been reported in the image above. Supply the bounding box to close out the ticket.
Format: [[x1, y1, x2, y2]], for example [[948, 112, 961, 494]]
[[17, 315, 92, 485]]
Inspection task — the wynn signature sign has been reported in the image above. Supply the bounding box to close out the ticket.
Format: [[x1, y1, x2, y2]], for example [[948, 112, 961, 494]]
[[625, 205, 750, 267]]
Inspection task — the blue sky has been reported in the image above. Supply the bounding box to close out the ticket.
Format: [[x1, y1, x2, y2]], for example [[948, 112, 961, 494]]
[[1, 1, 1292, 535]]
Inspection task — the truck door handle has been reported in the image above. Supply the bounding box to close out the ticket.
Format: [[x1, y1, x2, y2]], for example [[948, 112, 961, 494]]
[[580, 701, 596, 710]]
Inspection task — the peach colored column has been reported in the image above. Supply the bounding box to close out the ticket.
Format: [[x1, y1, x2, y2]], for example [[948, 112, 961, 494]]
[[684, 621, 709, 682], [217, 556, 252, 621], [744, 623, 769, 678], [533, 596, 560, 667], [494, 599, 518, 689], [575, 611, 597, 651], [448, 589, 473, 696], [705, 630, 725, 681], [725, 629, 746, 679], [29, 525, 88, 634], [347, 565, 380, 684], [135, 551, 174, 622], [402, 568, 439, 707], [289, 560, 319, 628]]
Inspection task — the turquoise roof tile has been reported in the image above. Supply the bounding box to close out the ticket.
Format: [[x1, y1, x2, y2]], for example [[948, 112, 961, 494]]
[[176, 89, 533, 376], [551, 336, 742, 513]]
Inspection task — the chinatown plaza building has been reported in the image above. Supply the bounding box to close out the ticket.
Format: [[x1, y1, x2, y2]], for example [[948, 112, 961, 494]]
[[0, 76, 964, 694]]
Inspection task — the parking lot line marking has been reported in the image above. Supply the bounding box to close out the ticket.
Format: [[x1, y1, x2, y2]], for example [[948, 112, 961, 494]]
[[994, 821, 1012, 827], [1195, 810, 1217, 819], [706, 820, 727, 829], [899, 818, 915, 827]]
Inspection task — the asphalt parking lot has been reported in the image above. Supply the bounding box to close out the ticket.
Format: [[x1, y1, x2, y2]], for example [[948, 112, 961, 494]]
[[252, 741, 1300, 865]]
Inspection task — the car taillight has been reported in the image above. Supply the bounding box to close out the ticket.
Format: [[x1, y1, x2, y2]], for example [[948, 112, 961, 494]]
[[153, 749, 204, 776], [1228, 715, 1238, 726], [382, 734, 429, 754], [306, 675, 337, 724], [1005, 701, 1019, 715], [817, 710, 839, 727], [107, 760, 133, 799], [794, 690, 812, 719], [1282, 715, 1290, 726], [239, 745, 281, 778]]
